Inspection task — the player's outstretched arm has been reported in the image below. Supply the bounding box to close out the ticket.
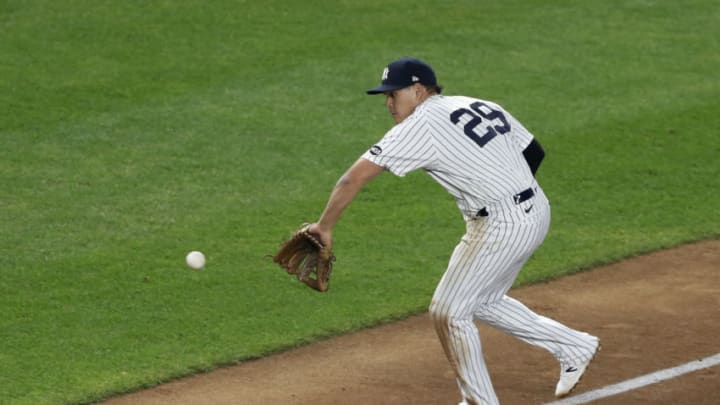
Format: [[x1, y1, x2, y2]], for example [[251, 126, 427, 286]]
[[309, 158, 385, 248]]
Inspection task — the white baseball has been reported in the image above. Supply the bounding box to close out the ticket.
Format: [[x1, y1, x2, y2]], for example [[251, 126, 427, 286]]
[[186, 251, 206, 270]]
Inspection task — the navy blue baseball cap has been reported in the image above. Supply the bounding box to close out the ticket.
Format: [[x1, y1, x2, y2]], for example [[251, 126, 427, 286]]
[[366, 57, 437, 95]]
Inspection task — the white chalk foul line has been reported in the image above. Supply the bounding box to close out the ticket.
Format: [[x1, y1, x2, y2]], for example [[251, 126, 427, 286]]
[[544, 353, 720, 405]]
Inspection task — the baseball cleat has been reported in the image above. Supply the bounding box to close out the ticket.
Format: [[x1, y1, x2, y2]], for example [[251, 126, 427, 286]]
[[555, 340, 601, 397]]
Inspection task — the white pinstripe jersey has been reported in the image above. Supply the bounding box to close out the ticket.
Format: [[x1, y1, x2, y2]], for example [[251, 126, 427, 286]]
[[362, 95, 538, 217]]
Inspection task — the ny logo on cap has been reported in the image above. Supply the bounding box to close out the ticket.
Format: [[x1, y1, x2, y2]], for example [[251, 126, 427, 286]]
[[381, 67, 389, 81]]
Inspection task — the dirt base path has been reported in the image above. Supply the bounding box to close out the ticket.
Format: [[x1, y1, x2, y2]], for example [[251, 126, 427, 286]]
[[103, 240, 720, 404]]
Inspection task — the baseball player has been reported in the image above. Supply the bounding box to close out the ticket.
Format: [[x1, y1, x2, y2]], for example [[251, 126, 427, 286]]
[[307, 57, 599, 404]]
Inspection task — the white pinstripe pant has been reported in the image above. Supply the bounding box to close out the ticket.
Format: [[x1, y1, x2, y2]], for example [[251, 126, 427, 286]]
[[430, 193, 598, 405]]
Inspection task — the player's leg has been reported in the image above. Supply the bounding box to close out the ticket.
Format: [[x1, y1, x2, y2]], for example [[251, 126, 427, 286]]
[[473, 295, 599, 367], [470, 205, 599, 396], [430, 218, 501, 404], [430, 199, 561, 404], [470, 211, 598, 366], [429, 214, 550, 404]]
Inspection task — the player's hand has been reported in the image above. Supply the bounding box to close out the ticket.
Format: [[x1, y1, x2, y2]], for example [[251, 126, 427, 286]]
[[307, 223, 333, 250]]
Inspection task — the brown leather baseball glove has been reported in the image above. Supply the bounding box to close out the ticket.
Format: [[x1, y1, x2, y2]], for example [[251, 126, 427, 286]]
[[273, 223, 335, 292]]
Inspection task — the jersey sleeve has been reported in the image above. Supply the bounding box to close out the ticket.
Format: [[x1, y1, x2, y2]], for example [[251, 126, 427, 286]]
[[361, 120, 435, 177]]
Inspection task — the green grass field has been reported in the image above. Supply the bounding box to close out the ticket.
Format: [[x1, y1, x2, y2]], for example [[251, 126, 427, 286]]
[[1, 1, 718, 404]]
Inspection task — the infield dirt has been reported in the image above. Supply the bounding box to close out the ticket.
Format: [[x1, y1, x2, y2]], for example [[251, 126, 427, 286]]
[[102, 240, 720, 404]]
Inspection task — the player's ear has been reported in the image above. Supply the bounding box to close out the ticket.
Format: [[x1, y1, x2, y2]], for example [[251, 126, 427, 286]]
[[414, 83, 424, 99]]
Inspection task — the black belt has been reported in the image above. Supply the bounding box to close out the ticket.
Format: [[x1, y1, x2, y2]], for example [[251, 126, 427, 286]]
[[476, 188, 535, 217], [513, 187, 535, 204]]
